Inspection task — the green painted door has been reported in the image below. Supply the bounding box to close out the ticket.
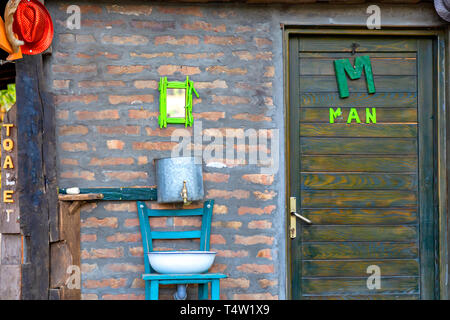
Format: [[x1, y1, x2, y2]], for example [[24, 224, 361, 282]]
[[288, 35, 436, 300]]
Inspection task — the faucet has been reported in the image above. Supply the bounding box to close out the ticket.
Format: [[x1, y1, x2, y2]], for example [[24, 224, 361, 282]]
[[180, 181, 191, 205]]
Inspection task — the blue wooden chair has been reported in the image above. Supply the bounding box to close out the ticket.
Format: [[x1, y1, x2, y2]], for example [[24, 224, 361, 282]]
[[136, 199, 227, 300]]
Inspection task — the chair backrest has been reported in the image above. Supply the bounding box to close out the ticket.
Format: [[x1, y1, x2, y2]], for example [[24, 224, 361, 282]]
[[136, 200, 214, 273]]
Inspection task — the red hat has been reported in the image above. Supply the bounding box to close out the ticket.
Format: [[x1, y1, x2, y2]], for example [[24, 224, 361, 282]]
[[12, 0, 54, 55]]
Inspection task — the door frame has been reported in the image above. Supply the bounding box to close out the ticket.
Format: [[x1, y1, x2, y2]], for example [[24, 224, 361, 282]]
[[283, 27, 449, 300]]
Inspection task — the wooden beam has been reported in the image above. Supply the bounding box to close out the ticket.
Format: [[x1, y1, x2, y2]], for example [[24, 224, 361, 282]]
[[58, 187, 157, 201]]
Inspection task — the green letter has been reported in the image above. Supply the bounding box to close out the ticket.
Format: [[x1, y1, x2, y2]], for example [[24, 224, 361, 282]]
[[366, 107, 376, 123], [329, 107, 342, 124], [334, 55, 376, 98], [347, 108, 361, 123]]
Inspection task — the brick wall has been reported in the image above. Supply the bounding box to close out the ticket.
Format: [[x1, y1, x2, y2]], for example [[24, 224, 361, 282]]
[[47, 1, 284, 300]]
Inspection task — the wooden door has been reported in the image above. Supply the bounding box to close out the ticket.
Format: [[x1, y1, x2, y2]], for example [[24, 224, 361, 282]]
[[288, 35, 436, 300]]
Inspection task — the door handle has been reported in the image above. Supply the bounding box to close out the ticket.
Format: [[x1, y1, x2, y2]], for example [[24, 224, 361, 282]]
[[291, 211, 312, 224]]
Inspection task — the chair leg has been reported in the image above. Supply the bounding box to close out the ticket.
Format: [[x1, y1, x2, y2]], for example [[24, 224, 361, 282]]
[[145, 280, 151, 300], [211, 280, 220, 300], [198, 283, 209, 300], [150, 280, 159, 300]]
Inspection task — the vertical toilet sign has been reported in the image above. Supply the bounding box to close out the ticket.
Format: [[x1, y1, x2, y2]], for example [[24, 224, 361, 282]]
[[1, 105, 20, 233]]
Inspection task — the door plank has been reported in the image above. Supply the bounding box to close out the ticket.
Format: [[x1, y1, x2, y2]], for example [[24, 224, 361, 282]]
[[301, 190, 417, 208], [300, 208, 418, 225], [302, 259, 419, 277], [302, 294, 419, 300], [300, 124, 417, 138], [299, 37, 417, 52], [300, 108, 417, 123], [301, 155, 417, 172], [300, 76, 416, 93], [301, 277, 419, 295], [302, 242, 418, 260], [300, 138, 417, 155], [299, 52, 417, 59], [300, 92, 417, 108], [301, 173, 417, 190], [302, 226, 417, 242]]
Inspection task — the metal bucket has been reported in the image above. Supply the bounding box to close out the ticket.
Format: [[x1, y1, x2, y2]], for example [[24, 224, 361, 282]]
[[155, 157, 204, 203]]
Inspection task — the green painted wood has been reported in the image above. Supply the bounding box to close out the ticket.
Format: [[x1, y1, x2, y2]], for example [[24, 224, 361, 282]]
[[301, 155, 417, 172], [299, 37, 418, 52], [147, 208, 204, 217], [301, 173, 417, 190], [300, 138, 417, 155], [143, 273, 227, 280], [301, 190, 417, 208], [300, 75, 416, 93], [300, 124, 417, 138], [300, 208, 418, 225], [302, 294, 419, 300], [300, 57, 416, 76], [301, 277, 419, 295], [151, 230, 202, 240], [302, 259, 419, 277], [299, 52, 417, 59], [300, 92, 417, 108], [300, 108, 417, 123], [302, 225, 417, 242], [59, 187, 157, 201], [302, 242, 418, 260]]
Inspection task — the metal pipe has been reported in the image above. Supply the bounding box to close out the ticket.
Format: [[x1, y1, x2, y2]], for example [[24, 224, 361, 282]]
[[173, 284, 187, 300]]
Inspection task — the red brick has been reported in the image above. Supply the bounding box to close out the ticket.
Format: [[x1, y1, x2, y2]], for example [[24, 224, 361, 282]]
[[109, 95, 154, 105], [82, 19, 125, 29], [81, 217, 118, 228], [128, 109, 159, 119], [182, 21, 226, 32], [102, 294, 144, 300], [207, 189, 250, 199], [145, 127, 189, 137], [236, 263, 274, 273], [57, 110, 69, 120], [242, 174, 274, 185], [81, 234, 97, 242], [105, 171, 148, 182], [264, 66, 275, 77], [213, 205, 228, 215], [78, 80, 125, 88], [84, 278, 127, 289], [81, 263, 98, 273], [59, 33, 74, 43], [76, 109, 119, 120], [203, 173, 229, 183], [106, 233, 141, 242], [52, 65, 96, 73], [212, 95, 250, 106], [235, 26, 255, 33], [232, 113, 271, 122], [235, 235, 274, 245], [233, 293, 278, 300], [106, 5, 153, 15], [255, 38, 273, 47], [130, 52, 174, 59], [157, 65, 201, 76], [248, 220, 272, 229], [206, 66, 247, 75], [179, 52, 224, 60], [61, 171, 95, 181], [53, 80, 70, 89], [102, 35, 148, 45], [232, 51, 272, 60], [129, 247, 143, 257], [222, 278, 250, 289], [173, 217, 202, 227], [132, 141, 177, 151], [154, 36, 199, 46], [105, 264, 145, 273], [130, 21, 175, 30], [124, 217, 167, 228], [137, 156, 148, 165], [215, 250, 248, 258], [97, 126, 140, 135], [195, 80, 228, 89], [204, 36, 245, 45], [104, 203, 137, 212], [193, 112, 225, 121], [55, 95, 98, 105], [82, 247, 124, 259], [210, 234, 226, 245], [60, 158, 78, 166], [59, 125, 88, 136], [259, 279, 278, 288], [81, 294, 98, 300], [106, 140, 125, 150], [253, 190, 277, 201], [134, 80, 158, 89], [209, 263, 227, 273], [76, 35, 95, 43], [89, 157, 134, 166], [158, 7, 203, 17], [107, 65, 149, 74], [212, 221, 242, 229], [59, 4, 102, 14], [257, 248, 272, 259], [131, 278, 145, 288], [238, 205, 276, 215]]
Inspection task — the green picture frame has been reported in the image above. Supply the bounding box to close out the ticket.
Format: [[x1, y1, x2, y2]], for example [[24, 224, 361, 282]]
[[158, 76, 199, 128]]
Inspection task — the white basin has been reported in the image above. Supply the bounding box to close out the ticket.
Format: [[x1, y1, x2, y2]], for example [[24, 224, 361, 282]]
[[148, 251, 217, 274]]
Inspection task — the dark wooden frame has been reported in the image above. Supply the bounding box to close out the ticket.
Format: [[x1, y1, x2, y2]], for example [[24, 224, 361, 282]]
[[283, 27, 449, 300]]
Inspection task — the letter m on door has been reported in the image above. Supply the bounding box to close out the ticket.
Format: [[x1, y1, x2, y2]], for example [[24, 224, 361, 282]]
[[334, 55, 376, 98]]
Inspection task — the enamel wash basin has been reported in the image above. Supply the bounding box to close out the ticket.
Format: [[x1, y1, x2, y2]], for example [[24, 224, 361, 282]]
[[148, 251, 216, 274]]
